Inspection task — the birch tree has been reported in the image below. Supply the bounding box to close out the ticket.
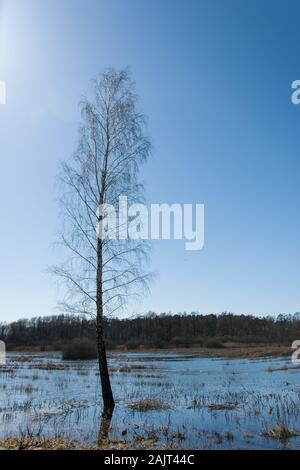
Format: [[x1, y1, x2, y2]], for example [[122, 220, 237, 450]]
[[52, 68, 151, 418]]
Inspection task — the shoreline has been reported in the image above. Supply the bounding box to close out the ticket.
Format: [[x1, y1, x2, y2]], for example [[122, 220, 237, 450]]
[[6, 344, 292, 359]]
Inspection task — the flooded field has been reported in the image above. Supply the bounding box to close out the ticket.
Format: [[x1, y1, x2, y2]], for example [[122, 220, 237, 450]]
[[1, 352, 300, 449]]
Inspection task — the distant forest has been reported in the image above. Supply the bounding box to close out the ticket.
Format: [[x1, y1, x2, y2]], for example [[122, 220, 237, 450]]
[[1, 312, 300, 350]]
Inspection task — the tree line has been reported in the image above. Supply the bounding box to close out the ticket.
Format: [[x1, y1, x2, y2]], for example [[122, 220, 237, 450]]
[[1, 311, 300, 349]]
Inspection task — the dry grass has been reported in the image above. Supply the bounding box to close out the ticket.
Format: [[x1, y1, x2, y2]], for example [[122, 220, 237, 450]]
[[0, 437, 79, 450], [28, 363, 68, 371], [128, 398, 170, 411], [13, 356, 42, 363], [172, 432, 185, 440], [127, 345, 291, 359], [266, 364, 300, 373], [0, 436, 164, 451], [15, 385, 38, 394], [8, 344, 291, 359], [262, 425, 300, 441], [132, 373, 162, 379], [118, 365, 155, 373], [207, 402, 237, 411]]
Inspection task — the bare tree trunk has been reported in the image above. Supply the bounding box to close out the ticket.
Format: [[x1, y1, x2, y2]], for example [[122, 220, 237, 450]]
[[53, 69, 150, 421], [97, 238, 115, 418]]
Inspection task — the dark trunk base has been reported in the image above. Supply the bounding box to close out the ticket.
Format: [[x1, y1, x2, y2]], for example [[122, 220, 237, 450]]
[[98, 414, 113, 445], [97, 337, 115, 418]]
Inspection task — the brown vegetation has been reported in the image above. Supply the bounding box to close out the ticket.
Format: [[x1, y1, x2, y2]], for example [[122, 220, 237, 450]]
[[0, 437, 79, 450], [128, 398, 170, 411], [262, 425, 300, 440], [207, 402, 237, 411], [62, 339, 97, 360]]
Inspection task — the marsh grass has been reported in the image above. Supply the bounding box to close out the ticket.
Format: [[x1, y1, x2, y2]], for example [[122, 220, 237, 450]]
[[262, 425, 300, 441], [266, 364, 300, 373], [128, 398, 170, 411], [1, 351, 300, 449], [28, 364, 68, 371], [207, 403, 237, 411], [0, 437, 79, 450], [132, 373, 162, 379], [15, 385, 38, 394], [119, 365, 156, 373]]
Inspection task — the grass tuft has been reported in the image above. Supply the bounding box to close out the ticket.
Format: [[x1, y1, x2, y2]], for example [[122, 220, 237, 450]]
[[128, 398, 169, 411], [262, 425, 300, 441]]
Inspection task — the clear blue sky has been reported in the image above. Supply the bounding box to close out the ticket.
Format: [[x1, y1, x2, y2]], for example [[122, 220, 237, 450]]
[[0, 0, 300, 321]]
